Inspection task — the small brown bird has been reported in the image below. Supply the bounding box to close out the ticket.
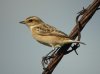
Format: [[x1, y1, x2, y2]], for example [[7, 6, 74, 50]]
[[20, 16, 85, 49]]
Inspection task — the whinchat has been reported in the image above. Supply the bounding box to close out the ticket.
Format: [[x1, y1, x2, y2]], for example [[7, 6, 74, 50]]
[[19, 16, 85, 49]]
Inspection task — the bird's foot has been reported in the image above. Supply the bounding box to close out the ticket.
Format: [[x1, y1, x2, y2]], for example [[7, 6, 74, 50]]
[[42, 55, 54, 70], [41, 47, 60, 69], [42, 56, 53, 64]]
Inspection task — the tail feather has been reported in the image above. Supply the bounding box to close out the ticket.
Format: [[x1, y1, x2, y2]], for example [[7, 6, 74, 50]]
[[67, 40, 86, 45]]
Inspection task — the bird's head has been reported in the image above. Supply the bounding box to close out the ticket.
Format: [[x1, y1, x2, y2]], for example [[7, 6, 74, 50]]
[[19, 16, 44, 27]]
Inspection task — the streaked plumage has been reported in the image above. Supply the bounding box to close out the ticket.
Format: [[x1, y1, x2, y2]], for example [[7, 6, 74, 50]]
[[20, 16, 85, 48]]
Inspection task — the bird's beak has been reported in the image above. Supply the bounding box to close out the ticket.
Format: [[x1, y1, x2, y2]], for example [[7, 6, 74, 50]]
[[19, 21, 26, 24]]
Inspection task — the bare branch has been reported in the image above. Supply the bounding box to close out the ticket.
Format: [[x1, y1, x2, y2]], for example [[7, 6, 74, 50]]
[[42, 0, 100, 74]]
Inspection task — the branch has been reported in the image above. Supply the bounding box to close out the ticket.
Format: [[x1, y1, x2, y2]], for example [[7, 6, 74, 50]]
[[42, 0, 100, 74]]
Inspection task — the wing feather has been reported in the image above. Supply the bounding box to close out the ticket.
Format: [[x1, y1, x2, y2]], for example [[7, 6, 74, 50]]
[[33, 24, 69, 38]]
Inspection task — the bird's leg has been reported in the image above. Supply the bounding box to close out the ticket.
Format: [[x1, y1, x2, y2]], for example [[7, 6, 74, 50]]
[[42, 47, 60, 70], [42, 47, 60, 63], [43, 47, 60, 60]]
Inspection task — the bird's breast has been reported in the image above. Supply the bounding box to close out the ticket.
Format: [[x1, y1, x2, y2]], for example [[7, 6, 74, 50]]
[[32, 33, 69, 46]]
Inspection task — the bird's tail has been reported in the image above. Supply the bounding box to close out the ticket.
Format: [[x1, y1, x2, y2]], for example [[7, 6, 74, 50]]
[[66, 40, 86, 45]]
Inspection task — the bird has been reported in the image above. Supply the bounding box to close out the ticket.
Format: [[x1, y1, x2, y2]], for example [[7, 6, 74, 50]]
[[19, 16, 85, 49]]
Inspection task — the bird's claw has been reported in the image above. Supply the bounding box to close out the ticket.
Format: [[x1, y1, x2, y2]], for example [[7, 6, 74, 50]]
[[42, 56, 53, 64], [42, 55, 54, 69]]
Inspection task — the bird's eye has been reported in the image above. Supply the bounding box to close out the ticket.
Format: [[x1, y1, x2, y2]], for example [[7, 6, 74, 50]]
[[28, 19, 33, 22]]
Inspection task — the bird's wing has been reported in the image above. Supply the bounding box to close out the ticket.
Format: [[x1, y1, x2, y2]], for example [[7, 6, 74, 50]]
[[33, 24, 69, 38]]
